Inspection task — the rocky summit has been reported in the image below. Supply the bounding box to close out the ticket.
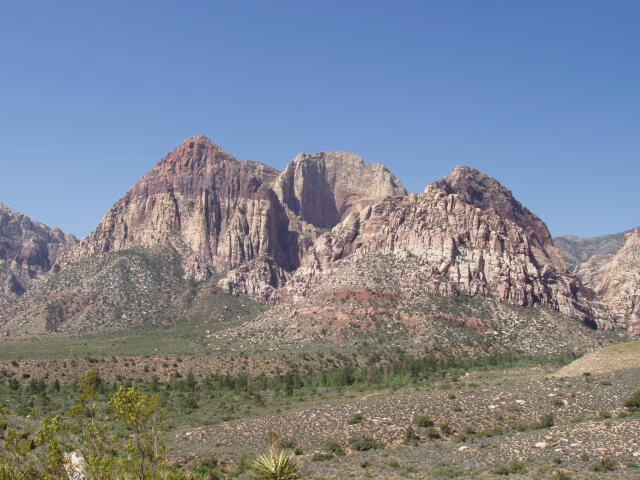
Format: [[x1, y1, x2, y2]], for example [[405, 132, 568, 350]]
[[0, 136, 636, 344]]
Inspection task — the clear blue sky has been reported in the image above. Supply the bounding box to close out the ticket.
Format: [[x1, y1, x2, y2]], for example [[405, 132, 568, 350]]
[[1, 0, 638, 238]]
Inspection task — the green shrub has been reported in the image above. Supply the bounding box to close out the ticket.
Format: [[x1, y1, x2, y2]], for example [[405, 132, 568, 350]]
[[312, 452, 334, 461], [403, 426, 419, 445], [553, 470, 573, 480], [323, 439, 345, 456], [424, 427, 441, 439], [624, 390, 640, 411], [494, 460, 526, 475], [538, 413, 555, 428], [439, 422, 453, 436], [349, 435, 383, 451], [414, 414, 434, 427], [348, 412, 363, 425], [277, 436, 298, 450], [592, 457, 616, 472]]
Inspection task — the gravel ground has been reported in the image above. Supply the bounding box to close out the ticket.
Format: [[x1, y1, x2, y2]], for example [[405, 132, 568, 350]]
[[169, 365, 640, 478]]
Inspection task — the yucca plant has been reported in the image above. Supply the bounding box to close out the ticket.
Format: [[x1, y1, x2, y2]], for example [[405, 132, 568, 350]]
[[247, 448, 300, 480]]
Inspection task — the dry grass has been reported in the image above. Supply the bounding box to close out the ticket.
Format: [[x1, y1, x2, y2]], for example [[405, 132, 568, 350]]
[[554, 340, 640, 377]]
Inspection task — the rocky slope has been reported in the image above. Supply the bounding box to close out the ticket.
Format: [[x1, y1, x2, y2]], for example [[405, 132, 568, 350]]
[[284, 167, 592, 322], [0, 245, 190, 335], [217, 168, 606, 355], [554, 231, 628, 270], [555, 228, 640, 337], [588, 228, 640, 335], [0, 204, 76, 301]]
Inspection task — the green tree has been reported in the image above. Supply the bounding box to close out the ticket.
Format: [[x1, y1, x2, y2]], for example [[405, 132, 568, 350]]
[[69, 371, 119, 480], [34, 415, 68, 480], [110, 386, 166, 479]]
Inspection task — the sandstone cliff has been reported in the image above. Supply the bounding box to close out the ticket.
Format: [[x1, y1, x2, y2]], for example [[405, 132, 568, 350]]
[[273, 151, 407, 228], [283, 166, 594, 326], [51, 136, 407, 309], [1, 139, 610, 343], [586, 228, 640, 335], [0, 204, 76, 301]]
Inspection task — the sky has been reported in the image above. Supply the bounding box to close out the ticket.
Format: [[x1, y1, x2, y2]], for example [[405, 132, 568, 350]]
[[1, 0, 638, 239]]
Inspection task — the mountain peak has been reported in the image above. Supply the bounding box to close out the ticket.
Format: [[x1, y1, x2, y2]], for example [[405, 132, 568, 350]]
[[428, 166, 519, 211], [182, 134, 216, 147], [428, 165, 564, 269]]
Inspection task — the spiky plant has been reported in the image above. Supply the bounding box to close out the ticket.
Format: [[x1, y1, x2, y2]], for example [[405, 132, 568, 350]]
[[247, 449, 300, 480]]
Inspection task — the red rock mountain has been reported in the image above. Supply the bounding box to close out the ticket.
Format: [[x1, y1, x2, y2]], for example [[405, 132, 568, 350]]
[[2, 136, 625, 340], [0, 204, 76, 300], [60, 136, 407, 300], [284, 166, 594, 326]]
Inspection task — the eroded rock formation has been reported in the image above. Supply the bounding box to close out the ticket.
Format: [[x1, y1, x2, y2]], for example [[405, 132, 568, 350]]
[[284, 167, 594, 326], [0, 204, 76, 300]]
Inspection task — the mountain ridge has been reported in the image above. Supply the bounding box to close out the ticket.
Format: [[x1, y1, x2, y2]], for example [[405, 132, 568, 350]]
[[0, 135, 635, 344]]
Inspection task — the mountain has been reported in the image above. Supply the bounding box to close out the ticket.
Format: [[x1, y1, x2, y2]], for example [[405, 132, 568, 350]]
[[554, 231, 628, 270], [554, 228, 640, 336], [0, 137, 407, 335], [219, 166, 599, 355], [284, 167, 586, 316], [0, 204, 76, 301], [585, 228, 640, 335], [0, 137, 618, 349]]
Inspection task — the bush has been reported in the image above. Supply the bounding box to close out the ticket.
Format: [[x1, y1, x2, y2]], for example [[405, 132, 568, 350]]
[[494, 460, 526, 475], [553, 470, 573, 480], [439, 422, 453, 436], [323, 439, 345, 456], [538, 413, 555, 428], [277, 436, 298, 450], [424, 427, 441, 439], [348, 412, 363, 425], [312, 452, 334, 461], [349, 435, 383, 451], [592, 457, 616, 472], [414, 414, 434, 427], [624, 390, 640, 411], [403, 426, 419, 445]]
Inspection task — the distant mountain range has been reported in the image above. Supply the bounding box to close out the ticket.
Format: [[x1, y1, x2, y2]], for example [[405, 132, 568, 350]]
[[0, 136, 637, 355]]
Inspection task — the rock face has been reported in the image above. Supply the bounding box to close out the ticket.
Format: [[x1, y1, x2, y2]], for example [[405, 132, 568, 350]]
[[586, 228, 640, 335], [63, 136, 294, 284], [284, 167, 594, 326], [555, 232, 628, 270], [0, 139, 611, 341], [0, 204, 76, 300], [56, 136, 407, 302], [273, 151, 407, 228]]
